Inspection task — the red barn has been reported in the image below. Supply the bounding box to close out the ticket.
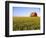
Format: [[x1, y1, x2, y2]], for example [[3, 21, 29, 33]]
[[31, 12, 37, 17]]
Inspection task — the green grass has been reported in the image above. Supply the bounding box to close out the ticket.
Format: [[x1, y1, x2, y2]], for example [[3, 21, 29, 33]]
[[13, 17, 40, 31]]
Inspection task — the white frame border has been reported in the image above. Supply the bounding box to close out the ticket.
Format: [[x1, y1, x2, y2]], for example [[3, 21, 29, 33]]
[[9, 3, 43, 35]]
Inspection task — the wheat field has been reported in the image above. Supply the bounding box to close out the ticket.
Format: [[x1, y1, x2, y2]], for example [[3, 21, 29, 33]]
[[13, 17, 40, 31]]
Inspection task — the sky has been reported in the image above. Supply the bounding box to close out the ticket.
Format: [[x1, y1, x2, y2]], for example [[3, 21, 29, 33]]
[[13, 7, 40, 17]]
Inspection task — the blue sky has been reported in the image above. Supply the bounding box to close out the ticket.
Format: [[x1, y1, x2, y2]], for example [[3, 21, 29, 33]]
[[13, 7, 40, 17]]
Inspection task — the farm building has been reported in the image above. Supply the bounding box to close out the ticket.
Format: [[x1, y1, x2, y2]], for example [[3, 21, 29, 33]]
[[31, 12, 37, 17]]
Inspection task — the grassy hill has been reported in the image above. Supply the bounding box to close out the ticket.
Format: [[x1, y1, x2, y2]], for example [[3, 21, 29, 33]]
[[13, 17, 40, 31]]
